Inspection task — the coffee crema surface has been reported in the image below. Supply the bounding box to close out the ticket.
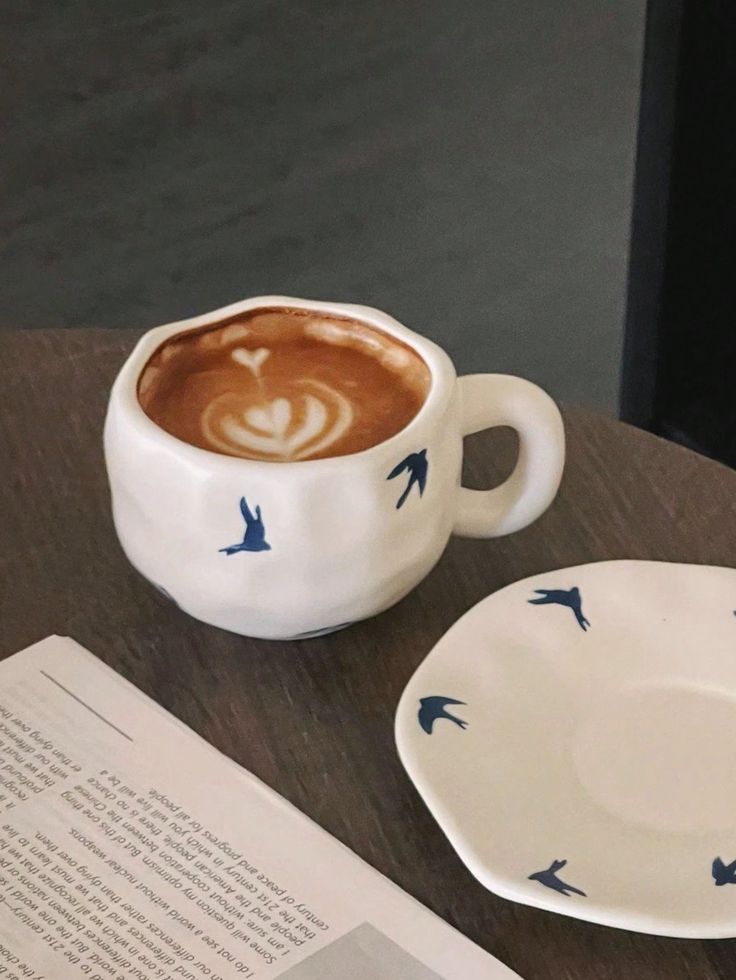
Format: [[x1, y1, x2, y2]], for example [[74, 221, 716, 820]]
[[137, 308, 431, 462]]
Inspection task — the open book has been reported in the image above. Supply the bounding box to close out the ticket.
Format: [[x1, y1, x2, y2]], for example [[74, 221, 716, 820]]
[[0, 637, 519, 979]]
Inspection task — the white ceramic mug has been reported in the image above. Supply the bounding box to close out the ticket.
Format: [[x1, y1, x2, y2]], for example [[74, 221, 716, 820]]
[[104, 297, 565, 639]]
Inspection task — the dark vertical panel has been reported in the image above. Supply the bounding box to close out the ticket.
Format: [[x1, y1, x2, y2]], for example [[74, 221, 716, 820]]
[[655, 0, 736, 464], [624, 0, 736, 467], [620, 0, 683, 428]]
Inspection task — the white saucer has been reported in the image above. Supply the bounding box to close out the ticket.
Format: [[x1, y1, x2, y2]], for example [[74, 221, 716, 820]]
[[395, 561, 736, 938]]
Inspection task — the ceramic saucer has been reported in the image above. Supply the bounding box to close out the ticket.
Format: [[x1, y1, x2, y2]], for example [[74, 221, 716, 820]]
[[395, 561, 736, 937]]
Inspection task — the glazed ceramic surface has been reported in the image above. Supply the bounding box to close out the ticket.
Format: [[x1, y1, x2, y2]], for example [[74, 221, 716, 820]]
[[104, 297, 564, 639], [396, 561, 736, 938]]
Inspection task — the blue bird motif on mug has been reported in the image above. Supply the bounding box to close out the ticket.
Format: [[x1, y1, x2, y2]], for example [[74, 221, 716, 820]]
[[220, 497, 271, 554], [388, 449, 428, 509]]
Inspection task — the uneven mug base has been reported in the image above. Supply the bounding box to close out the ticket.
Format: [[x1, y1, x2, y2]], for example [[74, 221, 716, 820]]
[[152, 573, 352, 641], [283, 623, 354, 641]]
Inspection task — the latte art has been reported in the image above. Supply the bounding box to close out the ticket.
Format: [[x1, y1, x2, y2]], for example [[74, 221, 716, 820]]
[[137, 307, 431, 461], [203, 378, 354, 461], [231, 346, 271, 374]]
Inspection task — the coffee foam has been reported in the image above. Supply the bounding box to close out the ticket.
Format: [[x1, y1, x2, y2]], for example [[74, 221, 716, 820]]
[[137, 307, 431, 462]]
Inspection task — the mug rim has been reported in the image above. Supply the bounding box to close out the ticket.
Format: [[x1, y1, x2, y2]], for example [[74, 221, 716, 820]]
[[108, 295, 457, 471]]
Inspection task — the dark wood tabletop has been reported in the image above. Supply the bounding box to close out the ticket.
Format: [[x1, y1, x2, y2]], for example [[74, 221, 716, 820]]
[[2, 328, 736, 980]]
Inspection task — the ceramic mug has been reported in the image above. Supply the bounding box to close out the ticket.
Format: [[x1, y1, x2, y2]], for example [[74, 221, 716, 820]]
[[104, 296, 565, 639]]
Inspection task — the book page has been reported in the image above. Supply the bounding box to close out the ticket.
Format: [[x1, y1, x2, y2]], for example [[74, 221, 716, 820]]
[[0, 637, 519, 980]]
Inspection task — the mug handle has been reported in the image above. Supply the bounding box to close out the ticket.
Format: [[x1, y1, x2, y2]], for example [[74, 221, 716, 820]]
[[453, 374, 565, 537]]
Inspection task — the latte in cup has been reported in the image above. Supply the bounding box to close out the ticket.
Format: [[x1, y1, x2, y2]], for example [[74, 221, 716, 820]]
[[137, 307, 431, 462]]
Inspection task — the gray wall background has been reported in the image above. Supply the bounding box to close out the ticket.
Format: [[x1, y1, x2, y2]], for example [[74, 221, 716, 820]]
[[1, 0, 645, 412]]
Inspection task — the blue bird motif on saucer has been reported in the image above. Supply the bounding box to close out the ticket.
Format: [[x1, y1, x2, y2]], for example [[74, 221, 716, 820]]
[[528, 586, 590, 631], [712, 858, 736, 886], [528, 860, 586, 897], [418, 697, 467, 734]]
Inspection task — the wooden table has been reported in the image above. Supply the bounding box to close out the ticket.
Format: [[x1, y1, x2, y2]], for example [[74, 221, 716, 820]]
[[2, 329, 736, 980]]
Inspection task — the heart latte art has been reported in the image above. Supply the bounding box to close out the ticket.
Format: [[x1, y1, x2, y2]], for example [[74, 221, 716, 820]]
[[137, 308, 431, 462], [203, 366, 354, 461]]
